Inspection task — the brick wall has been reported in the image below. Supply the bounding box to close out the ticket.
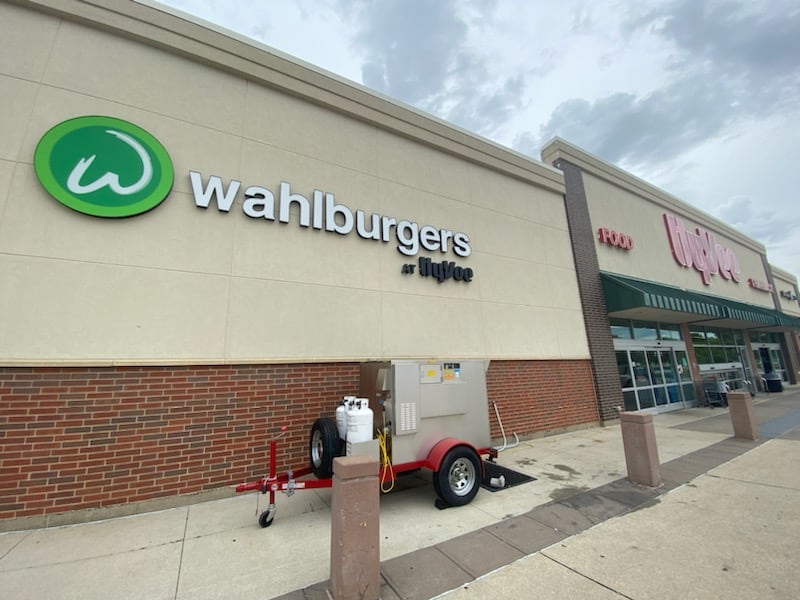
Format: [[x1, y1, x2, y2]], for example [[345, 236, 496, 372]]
[[0, 363, 359, 521], [1, 358, 598, 522], [486, 360, 598, 439]]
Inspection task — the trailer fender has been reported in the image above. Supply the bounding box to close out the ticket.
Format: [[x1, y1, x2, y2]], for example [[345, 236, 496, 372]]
[[427, 438, 483, 474]]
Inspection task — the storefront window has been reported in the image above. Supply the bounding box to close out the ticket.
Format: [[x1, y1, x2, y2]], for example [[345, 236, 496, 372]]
[[690, 327, 706, 344], [610, 319, 683, 342], [658, 323, 682, 341], [632, 320, 658, 340], [695, 325, 755, 393], [710, 347, 727, 363], [695, 346, 712, 364], [749, 331, 779, 344], [610, 318, 633, 339]]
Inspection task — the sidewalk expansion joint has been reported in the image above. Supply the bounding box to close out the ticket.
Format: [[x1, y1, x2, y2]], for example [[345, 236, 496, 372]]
[[705, 473, 800, 492], [0, 530, 30, 563], [172, 506, 191, 600], [539, 551, 635, 599]]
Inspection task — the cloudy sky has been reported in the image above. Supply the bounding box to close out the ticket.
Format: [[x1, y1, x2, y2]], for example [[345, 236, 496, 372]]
[[153, 0, 800, 278]]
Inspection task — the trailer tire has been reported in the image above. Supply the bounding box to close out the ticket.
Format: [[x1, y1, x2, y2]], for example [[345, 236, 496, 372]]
[[433, 446, 481, 506], [310, 418, 340, 479]]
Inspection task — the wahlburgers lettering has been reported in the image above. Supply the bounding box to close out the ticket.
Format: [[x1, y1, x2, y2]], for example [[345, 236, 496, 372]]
[[189, 172, 471, 258]]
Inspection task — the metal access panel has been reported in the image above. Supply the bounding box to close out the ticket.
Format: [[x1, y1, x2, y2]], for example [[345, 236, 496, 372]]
[[389, 360, 491, 465]]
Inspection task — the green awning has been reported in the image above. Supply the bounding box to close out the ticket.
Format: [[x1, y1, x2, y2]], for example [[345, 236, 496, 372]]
[[600, 273, 724, 319], [600, 272, 799, 331], [773, 311, 800, 329], [695, 293, 779, 326]]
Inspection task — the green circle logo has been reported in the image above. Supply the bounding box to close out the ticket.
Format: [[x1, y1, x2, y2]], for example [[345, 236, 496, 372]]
[[34, 116, 174, 218]]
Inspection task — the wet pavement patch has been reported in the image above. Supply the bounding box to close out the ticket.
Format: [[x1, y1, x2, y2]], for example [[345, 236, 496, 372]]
[[591, 479, 662, 508], [556, 490, 630, 524], [553, 464, 580, 475], [527, 501, 595, 535], [760, 410, 800, 438], [549, 485, 590, 501]]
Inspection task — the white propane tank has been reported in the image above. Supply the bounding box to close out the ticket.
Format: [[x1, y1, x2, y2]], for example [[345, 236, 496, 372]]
[[346, 398, 373, 443], [336, 396, 355, 441]]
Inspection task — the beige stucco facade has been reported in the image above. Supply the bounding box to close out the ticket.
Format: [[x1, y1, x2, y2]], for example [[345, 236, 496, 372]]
[[0, 0, 587, 365], [773, 266, 800, 317], [542, 138, 775, 308]]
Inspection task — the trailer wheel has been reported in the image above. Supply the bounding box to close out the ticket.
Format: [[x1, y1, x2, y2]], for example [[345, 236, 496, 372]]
[[310, 418, 340, 479], [433, 446, 481, 506], [258, 510, 274, 528]]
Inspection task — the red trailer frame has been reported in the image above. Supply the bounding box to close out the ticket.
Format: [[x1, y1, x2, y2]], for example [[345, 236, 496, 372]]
[[235, 425, 494, 527]]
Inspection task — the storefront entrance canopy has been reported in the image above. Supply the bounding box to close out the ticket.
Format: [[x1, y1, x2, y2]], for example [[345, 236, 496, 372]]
[[696, 294, 777, 327], [600, 272, 799, 330], [601, 272, 724, 322], [772, 311, 800, 330]]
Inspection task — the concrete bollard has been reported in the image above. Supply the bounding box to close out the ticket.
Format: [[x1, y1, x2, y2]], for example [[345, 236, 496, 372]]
[[619, 412, 662, 487], [727, 391, 758, 441], [329, 455, 380, 600]]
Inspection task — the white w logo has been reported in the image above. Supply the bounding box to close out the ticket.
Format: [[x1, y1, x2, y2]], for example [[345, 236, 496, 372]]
[[66, 129, 153, 195]]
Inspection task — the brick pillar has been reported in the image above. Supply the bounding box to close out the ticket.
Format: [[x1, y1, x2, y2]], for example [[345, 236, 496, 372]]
[[553, 158, 622, 423], [620, 412, 661, 487], [329, 455, 380, 600], [727, 391, 758, 441]]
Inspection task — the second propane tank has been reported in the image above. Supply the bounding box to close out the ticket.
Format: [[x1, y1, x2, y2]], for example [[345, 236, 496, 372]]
[[337, 397, 373, 443], [336, 396, 355, 440]]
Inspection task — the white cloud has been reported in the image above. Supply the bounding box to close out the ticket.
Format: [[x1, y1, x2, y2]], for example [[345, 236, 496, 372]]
[[153, 0, 799, 280]]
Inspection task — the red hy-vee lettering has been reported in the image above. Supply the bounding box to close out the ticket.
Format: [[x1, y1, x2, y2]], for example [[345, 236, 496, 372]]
[[663, 214, 741, 286]]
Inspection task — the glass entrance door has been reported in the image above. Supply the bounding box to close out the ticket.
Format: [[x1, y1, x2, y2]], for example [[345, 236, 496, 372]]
[[617, 346, 695, 413], [647, 349, 682, 407], [755, 344, 787, 383]]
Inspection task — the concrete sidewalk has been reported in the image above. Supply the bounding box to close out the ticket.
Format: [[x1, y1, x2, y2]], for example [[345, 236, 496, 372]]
[[1, 390, 798, 599], [439, 425, 800, 599]]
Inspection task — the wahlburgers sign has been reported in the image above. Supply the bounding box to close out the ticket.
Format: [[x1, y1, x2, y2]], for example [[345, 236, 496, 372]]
[[34, 116, 174, 218], [33, 115, 473, 281]]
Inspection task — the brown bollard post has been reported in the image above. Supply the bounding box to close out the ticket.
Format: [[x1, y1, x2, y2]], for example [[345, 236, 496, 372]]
[[727, 391, 758, 441], [329, 455, 380, 600], [619, 412, 662, 487]]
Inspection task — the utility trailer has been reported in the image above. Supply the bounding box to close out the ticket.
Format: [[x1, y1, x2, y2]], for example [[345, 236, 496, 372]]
[[236, 360, 495, 527]]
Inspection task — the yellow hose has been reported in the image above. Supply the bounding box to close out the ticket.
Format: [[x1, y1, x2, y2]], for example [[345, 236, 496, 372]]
[[376, 420, 395, 493]]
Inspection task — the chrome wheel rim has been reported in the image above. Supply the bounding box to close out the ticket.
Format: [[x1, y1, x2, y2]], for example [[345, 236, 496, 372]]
[[448, 458, 476, 497], [311, 429, 323, 467]]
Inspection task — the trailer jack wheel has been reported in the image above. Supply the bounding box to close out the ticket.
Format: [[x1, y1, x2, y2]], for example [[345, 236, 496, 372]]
[[309, 418, 340, 479], [258, 507, 275, 528], [433, 446, 481, 507]]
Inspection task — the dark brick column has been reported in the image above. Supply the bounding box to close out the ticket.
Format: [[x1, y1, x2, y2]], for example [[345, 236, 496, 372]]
[[763, 257, 799, 385], [681, 323, 705, 401], [553, 158, 623, 422]]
